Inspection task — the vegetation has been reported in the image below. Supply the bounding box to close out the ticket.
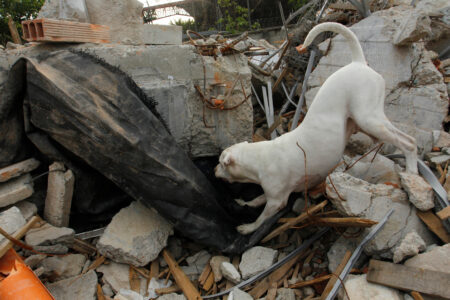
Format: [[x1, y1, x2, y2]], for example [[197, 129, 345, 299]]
[[170, 18, 198, 33], [0, 0, 45, 45], [217, 0, 259, 33]]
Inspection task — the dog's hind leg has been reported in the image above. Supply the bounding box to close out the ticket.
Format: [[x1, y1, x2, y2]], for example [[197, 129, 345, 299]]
[[236, 192, 289, 235], [354, 114, 418, 174], [235, 194, 266, 207]]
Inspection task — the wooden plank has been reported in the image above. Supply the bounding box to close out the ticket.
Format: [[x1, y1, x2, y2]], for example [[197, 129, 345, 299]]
[[0, 216, 40, 258], [320, 250, 351, 300], [129, 266, 141, 293], [436, 206, 450, 220], [262, 200, 328, 243], [7, 16, 22, 44], [97, 283, 106, 300], [198, 262, 212, 286], [366, 259, 450, 299], [202, 271, 215, 291], [84, 255, 106, 274], [314, 217, 377, 228], [416, 210, 450, 243], [162, 249, 202, 300]]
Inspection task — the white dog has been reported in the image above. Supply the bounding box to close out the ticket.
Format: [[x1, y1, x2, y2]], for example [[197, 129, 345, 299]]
[[215, 22, 418, 235]]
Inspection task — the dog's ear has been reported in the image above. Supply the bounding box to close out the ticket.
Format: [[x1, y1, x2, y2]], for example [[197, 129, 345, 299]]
[[223, 151, 234, 166]]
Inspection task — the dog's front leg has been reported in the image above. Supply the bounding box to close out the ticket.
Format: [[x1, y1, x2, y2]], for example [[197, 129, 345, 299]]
[[237, 193, 289, 235], [235, 194, 266, 207]]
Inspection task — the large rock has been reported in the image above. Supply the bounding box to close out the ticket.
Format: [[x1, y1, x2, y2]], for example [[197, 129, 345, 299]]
[[0, 174, 34, 208], [3, 44, 253, 158], [97, 201, 173, 267], [326, 172, 436, 258], [0, 206, 25, 244], [25, 223, 74, 246], [404, 243, 450, 273], [339, 274, 402, 300], [306, 4, 449, 156], [399, 172, 434, 211], [392, 230, 426, 263], [239, 246, 278, 280], [46, 270, 97, 300]]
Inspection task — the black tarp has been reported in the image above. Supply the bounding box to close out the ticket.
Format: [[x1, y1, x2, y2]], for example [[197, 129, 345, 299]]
[[0, 50, 287, 253]]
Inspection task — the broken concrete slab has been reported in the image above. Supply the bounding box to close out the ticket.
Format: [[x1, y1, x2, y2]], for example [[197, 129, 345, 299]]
[[434, 130, 450, 148], [230, 288, 253, 300], [46, 270, 97, 300], [98, 262, 130, 293], [393, 231, 426, 263], [339, 274, 402, 300], [13, 200, 37, 221], [0, 158, 40, 183], [181, 250, 211, 280], [25, 223, 74, 246], [141, 24, 182, 45], [97, 201, 173, 267], [404, 243, 450, 273], [210, 255, 230, 282], [0, 174, 34, 208], [0, 206, 26, 244], [44, 162, 74, 227], [346, 154, 401, 185], [327, 235, 367, 273], [220, 261, 241, 284], [399, 172, 434, 211], [239, 246, 278, 280], [40, 253, 86, 280]]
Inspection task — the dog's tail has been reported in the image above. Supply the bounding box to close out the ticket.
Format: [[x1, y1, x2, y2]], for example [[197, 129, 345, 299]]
[[301, 22, 366, 64]]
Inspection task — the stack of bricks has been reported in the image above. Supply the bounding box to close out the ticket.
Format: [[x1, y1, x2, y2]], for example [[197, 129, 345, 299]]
[[22, 18, 110, 43]]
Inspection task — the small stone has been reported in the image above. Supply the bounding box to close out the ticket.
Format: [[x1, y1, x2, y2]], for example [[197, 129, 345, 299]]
[[98, 262, 130, 293], [102, 283, 114, 297], [276, 288, 295, 300], [230, 288, 253, 300], [25, 223, 74, 246], [46, 270, 97, 300], [24, 254, 46, 268], [210, 255, 230, 282], [399, 172, 434, 211], [0, 174, 34, 208], [239, 246, 278, 279], [40, 254, 86, 280], [393, 231, 426, 263], [292, 197, 305, 214], [182, 250, 211, 279], [338, 274, 402, 300], [404, 243, 450, 273], [97, 201, 173, 267], [220, 262, 241, 284], [158, 293, 187, 300], [14, 200, 37, 220], [0, 158, 40, 183], [0, 206, 26, 244]]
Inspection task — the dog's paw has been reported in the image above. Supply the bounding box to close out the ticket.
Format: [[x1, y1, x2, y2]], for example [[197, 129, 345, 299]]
[[237, 224, 256, 235], [235, 199, 247, 206]]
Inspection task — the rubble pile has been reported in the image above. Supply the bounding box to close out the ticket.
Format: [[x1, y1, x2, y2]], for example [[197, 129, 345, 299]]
[[0, 0, 449, 299]]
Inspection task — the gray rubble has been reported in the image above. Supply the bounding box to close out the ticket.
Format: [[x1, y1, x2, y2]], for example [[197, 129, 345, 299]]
[[220, 262, 241, 284], [399, 172, 434, 211], [158, 294, 187, 300], [46, 270, 98, 300], [13, 200, 37, 220], [230, 288, 253, 300], [239, 246, 278, 279], [40, 253, 86, 280], [97, 201, 173, 267], [0, 174, 34, 208], [0, 206, 26, 244], [339, 274, 402, 300], [98, 262, 130, 293], [25, 223, 74, 246], [393, 231, 426, 263], [0, 158, 40, 183], [404, 243, 450, 273]]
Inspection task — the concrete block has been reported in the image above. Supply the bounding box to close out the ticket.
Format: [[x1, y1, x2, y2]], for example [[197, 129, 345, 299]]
[[0, 158, 40, 183], [0, 206, 26, 244], [25, 223, 74, 246], [142, 24, 182, 45], [0, 174, 34, 208], [44, 162, 75, 227], [46, 270, 97, 300]]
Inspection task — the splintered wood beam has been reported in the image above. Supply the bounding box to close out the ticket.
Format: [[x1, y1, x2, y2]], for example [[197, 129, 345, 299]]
[[320, 250, 352, 300], [262, 200, 327, 243], [7, 16, 22, 44], [313, 217, 378, 227], [416, 210, 450, 243], [162, 249, 202, 300], [367, 259, 450, 299], [436, 206, 450, 220]]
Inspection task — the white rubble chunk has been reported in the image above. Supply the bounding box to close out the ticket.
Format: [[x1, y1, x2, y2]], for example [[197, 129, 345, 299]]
[[230, 288, 253, 300], [239, 246, 278, 280], [44, 162, 75, 227], [114, 289, 144, 300], [181, 250, 211, 280], [399, 172, 434, 211], [220, 262, 241, 284], [0, 174, 34, 208], [210, 255, 230, 282], [276, 288, 296, 300], [0, 206, 26, 244], [157, 293, 187, 300], [25, 223, 74, 246], [393, 231, 426, 263], [338, 274, 402, 300], [434, 130, 450, 148], [147, 277, 172, 299], [0, 158, 40, 183], [98, 262, 130, 293], [404, 244, 450, 273], [97, 201, 173, 267], [46, 270, 97, 300], [14, 200, 37, 220], [40, 254, 86, 280]]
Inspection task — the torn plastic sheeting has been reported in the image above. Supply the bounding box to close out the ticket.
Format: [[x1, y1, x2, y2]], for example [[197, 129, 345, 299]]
[[0, 50, 284, 253]]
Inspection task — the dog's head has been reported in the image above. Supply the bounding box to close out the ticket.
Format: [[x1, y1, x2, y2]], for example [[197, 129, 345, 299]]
[[215, 142, 251, 183]]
